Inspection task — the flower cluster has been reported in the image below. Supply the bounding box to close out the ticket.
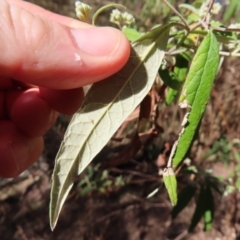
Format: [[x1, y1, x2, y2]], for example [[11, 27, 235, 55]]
[[198, 2, 222, 18], [110, 9, 135, 28], [228, 23, 240, 31], [75, 1, 92, 22]]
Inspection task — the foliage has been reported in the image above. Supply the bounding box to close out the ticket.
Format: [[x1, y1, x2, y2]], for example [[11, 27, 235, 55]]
[[49, 0, 240, 232], [77, 164, 128, 196], [172, 165, 224, 232]]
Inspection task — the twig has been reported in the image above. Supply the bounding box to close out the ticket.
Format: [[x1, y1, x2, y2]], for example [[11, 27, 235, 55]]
[[211, 25, 240, 33], [162, 0, 189, 30], [166, 48, 187, 56], [168, 22, 202, 54], [202, 0, 214, 25], [110, 168, 159, 181], [219, 51, 240, 57], [232, 43, 240, 55]]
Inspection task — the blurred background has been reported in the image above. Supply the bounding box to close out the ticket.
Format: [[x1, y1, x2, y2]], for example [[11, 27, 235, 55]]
[[1, 0, 240, 239]]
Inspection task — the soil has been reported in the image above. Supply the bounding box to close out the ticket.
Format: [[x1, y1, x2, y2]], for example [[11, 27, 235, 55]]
[[1, 0, 240, 239]]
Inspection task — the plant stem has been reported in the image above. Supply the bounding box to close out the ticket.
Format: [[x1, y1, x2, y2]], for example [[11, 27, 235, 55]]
[[162, 0, 189, 30]]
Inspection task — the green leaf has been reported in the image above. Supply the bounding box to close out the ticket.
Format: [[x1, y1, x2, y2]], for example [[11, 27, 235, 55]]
[[192, 0, 204, 9], [49, 25, 170, 230], [80, 185, 93, 196], [174, 53, 190, 81], [188, 183, 214, 232], [187, 13, 200, 22], [165, 88, 179, 105], [172, 181, 197, 219], [203, 186, 214, 231], [163, 167, 178, 206], [159, 69, 182, 90], [189, 30, 237, 45], [178, 3, 199, 15], [223, 0, 240, 22], [211, 21, 238, 41], [169, 16, 182, 22], [123, 27, 142, 41], [164, 53, 189, 105], [188, 186, 206, 232], [173, 32, 219, 168]]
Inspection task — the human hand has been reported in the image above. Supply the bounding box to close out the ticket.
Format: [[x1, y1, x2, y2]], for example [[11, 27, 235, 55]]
[[0, 0, 130, 177]]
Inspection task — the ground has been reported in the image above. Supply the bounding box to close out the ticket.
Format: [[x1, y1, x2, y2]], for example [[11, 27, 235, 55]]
[[1, 0, 240, 239]]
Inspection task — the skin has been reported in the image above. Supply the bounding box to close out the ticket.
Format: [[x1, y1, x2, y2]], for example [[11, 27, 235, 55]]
[[0, 0, 130, 177]]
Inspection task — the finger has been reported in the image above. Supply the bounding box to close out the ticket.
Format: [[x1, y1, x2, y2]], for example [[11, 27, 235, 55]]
[[7, 89, 58, 137], [0, 121, 43, 178], [39, 87, 84, 115], [6, 86, 84, 116], [1, 0, 130, 89], [0, 77, 15, 90], [0, 93, 5, 119], [6, 0, 89, 29]]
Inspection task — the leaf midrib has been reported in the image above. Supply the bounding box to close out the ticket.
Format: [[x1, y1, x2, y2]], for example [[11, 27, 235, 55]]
[[56, 40, 157, 209], [51, 30, 168, 227]]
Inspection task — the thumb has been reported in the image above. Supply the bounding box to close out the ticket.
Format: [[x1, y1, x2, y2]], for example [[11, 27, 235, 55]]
[[1, 0, 130, 89]]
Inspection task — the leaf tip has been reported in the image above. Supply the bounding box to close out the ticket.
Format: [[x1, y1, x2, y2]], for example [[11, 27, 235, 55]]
[[49, 191, 62, 231], [50, 208, 61, 231], [171, 198, 178, 206], [50, 210, 58, 231], [50, 223, 56, 232]]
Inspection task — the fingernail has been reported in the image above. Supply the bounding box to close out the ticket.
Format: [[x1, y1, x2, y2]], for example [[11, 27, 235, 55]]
[[10, 142, 30, 172], [70, 27, 120, 56]]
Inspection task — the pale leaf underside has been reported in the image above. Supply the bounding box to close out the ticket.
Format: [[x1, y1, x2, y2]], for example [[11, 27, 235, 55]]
[[50, 26, 169, 229]]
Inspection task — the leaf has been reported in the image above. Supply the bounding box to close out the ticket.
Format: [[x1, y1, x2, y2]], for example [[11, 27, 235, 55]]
[[203, 186, 214, 231], [189, 30, 237, 45], [212, 22, 238, 41], [188, 186, 206, 232], [174, 53, 190, 81], [223, 0, 240, 22], [178, 3, 199, 15], [172, 181, 197, 219], [159, 69, 182, 90], [164, 53, 189, 105], [163, 167, 178, 206], [188, 185, 215, 232], [173, 32, 219, 168], [165, 88, 179, 105], [123, 27, 142, 41], [187, 13, 200, 22], [49, 25, 170, 230]]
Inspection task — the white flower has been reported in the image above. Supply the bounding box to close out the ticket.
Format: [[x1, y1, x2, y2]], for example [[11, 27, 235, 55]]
[[228, 23, 240, 37], [228, 23, 240, 29], [211, 2, 222, 15], [110, 9, 135, 27], [75, 1, 92, 22], [198, 3, 208, 18], [110, 9, 122, 24], [199, 2, 222, 17], [122, 12, 135, 25]]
